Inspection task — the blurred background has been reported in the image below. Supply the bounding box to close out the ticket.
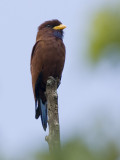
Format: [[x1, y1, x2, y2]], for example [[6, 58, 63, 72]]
[[0, 0, 120, 159]]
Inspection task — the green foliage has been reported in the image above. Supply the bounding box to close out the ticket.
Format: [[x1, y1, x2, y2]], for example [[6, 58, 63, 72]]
[[0, 139, 119, 160], [35, 139, 120, 160], [89, 7, 120, 62]]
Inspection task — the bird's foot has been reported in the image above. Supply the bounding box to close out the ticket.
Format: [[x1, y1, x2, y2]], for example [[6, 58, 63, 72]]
[[56, 78, 61, 88]]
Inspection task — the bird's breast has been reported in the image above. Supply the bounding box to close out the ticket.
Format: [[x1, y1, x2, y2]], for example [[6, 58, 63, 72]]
[[41, 38, 65, 83]]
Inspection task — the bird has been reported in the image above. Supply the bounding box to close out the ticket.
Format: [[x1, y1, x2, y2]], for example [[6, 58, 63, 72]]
[[30, 19, 66, 131]]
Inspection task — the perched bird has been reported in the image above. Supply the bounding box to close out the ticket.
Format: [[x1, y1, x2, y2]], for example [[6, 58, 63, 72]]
[[30, 19, 66, 131]]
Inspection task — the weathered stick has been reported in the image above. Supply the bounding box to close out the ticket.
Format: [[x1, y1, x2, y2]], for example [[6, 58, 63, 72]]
[[45, 76, 61, 152]]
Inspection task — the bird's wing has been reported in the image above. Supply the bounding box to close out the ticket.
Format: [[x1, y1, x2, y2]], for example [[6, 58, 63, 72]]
[[30, 41, 44, 97], [30, 41, 39, 66]]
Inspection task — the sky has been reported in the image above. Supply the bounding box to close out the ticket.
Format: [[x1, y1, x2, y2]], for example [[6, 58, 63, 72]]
[[0, 0, 120, 159]]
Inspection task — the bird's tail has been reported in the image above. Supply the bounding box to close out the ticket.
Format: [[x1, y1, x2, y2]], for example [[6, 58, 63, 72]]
[[40, 100, 47, 131], [35, 99, 47, 131]]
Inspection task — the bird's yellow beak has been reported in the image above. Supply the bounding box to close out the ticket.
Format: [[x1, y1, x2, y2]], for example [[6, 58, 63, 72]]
[[53, 24, 66, 30]]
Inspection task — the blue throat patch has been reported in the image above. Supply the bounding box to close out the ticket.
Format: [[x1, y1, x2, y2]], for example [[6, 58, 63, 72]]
[[53, 30, 63, 40]]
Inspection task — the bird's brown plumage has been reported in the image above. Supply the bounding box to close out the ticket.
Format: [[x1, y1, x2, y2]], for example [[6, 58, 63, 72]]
[[30, 19, 66, 130]]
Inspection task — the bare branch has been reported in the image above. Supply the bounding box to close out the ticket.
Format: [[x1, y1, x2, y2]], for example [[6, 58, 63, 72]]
[[45, 76, 61, 152]]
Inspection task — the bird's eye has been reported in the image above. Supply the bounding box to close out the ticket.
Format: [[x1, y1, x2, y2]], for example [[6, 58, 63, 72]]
[[46, 24, 52, 28]]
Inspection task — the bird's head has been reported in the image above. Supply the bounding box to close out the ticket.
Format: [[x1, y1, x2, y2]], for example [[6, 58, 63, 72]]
[[36, 19, 66, 41]]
